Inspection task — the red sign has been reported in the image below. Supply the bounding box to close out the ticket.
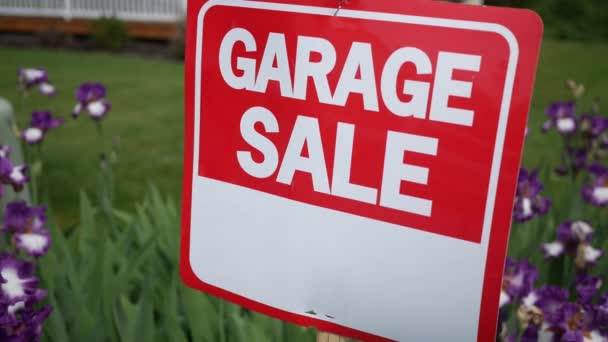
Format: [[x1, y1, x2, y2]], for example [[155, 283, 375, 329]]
[[181, 1, 542, 340]]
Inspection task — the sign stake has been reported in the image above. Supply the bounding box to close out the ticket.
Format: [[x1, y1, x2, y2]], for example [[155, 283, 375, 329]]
[[317, 331, 348, 342]]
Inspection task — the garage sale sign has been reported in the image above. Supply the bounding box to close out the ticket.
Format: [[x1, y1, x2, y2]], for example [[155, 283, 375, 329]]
[[180, 0, 543, 340]]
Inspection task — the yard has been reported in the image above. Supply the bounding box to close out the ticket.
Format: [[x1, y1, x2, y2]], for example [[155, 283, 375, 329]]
[[1, 38, 608, 341], [1, 40, 607, 226]]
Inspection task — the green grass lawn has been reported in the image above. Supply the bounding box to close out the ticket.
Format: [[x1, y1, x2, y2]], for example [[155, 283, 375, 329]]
[[0, 39, 607, 226]]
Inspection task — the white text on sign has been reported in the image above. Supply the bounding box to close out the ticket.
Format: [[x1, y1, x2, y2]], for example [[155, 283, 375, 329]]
[[218, 28, 482, 217]]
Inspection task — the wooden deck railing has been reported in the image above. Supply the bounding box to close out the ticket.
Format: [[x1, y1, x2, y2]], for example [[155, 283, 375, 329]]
[[0, 0, 184, 22]]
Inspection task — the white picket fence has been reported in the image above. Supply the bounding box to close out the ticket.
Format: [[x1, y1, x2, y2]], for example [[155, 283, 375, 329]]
[[0, 0, 186, 22]]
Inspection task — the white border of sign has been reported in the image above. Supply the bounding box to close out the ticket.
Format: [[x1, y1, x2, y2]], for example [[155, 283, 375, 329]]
[[189, 1, 519, 340]]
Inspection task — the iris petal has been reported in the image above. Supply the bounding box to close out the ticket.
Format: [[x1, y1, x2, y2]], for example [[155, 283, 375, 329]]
[[15, 230, 51, 258], [542, 241, 565, 258], [22, 127, 44, 144]]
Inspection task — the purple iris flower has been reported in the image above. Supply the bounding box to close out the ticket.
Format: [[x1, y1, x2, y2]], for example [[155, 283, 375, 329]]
[[30, 111, 63, 132], [1, 202, 51, 257], [576, 275, 603, 305], [554, 148, 589, 176], [2, 201, 32, 233], [21, 127, 44, 145], [580, 114, 608, 138], [516, 296, 544, 341], [499, 290, 511, 309], [0, 145, 9, 159], [557, 303, 586, 342], [582, 164, 608, 207], [0, 305, 52, 341], [13, 206, 50, 258], [502, 258, 538, 302], [2, 288, 47, 326], [17, 69, 47, 89], [6, 165, 29, 192], [0, 155, 13, 181], [513, 168, 552, 223], [536, 285, 569, 325], [37, 82, 56, 97], [29, 207, 47, 232], [23, 306, 53, 340], [557, 220, 594, 254], [15, 230, 51, 259], [2, 202, 47, 233], [21, 111, 63, 145], [575, 245, 605, 269], [543, 101, 577, 135], [0, 254, 38, 305], [520, 325, 539, 342], [570, 148, 589, 171], [549, 302, 604, 342], [542, 221, 604, 269], [76, 82, 106, 102], [597, 295, 608, 329], [72, 82, 111, 120], [0, 145, 30, 193], [17, 68, 55, 97]]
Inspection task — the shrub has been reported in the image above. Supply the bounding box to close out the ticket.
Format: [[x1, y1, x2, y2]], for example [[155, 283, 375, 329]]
[[91, 17, 129, 51], [39, 187, 316, 342], [36, 28, 69, 49]]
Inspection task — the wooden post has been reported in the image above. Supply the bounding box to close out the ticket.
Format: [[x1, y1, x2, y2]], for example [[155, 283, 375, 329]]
[[317, 331, 348, 342]]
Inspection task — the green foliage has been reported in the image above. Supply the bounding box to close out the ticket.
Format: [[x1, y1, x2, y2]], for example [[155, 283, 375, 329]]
[[503, 166, 608, 336], [485, 0, 608, 41], [536, 0, 608, 41], [39, 187, 315, 341], [91, 17, 129, 51]]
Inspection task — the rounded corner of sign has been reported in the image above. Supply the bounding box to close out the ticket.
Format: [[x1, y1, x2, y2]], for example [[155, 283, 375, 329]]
[[179, 256, 199, 289], [182, 252, 213, 290], [518, 9, 545, 38], [518, 8, 544, 29], [197, 0, 225, 24], [487, 24, 520, 61], [186, 251, 217, 287]]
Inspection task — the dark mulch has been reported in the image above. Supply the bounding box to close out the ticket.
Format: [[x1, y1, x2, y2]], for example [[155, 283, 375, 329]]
[[0, 32, 182, 61]]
